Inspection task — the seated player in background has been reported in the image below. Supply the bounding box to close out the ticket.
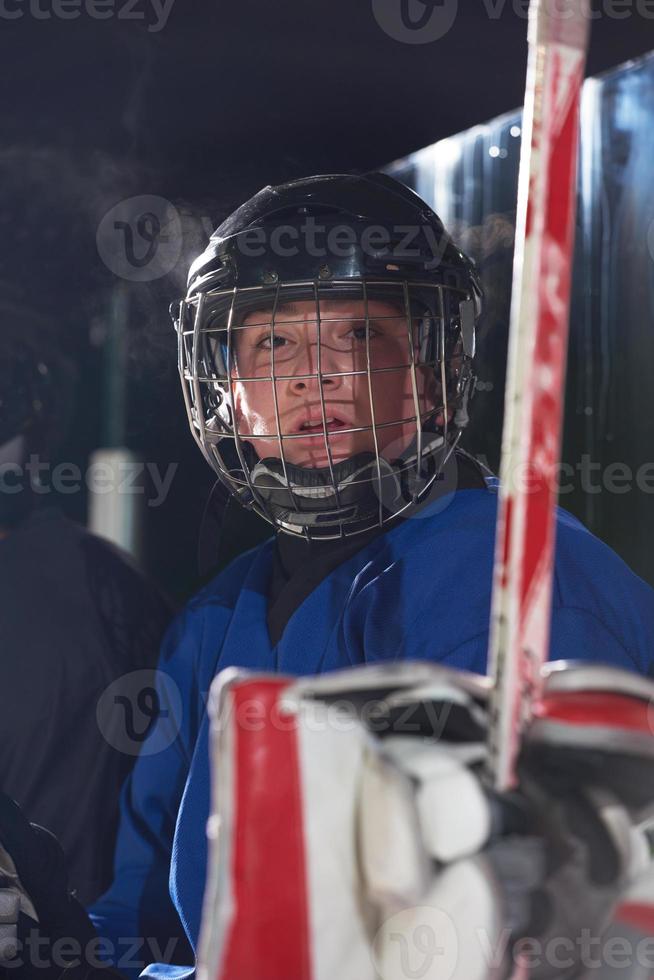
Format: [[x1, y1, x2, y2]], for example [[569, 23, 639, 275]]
[[0, 311, 173, 906]]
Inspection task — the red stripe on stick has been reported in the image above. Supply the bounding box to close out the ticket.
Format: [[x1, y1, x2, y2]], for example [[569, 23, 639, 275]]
[[221, 679, 312, 980], [520, 49, 581, 617]]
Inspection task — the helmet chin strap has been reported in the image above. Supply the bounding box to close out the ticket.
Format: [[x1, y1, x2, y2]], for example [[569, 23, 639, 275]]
[[250, 430, 450, 537]]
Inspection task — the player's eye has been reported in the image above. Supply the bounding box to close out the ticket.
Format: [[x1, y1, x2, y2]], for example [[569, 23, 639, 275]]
[[255, 334, 289, 350], [346, 324, 380, 342]]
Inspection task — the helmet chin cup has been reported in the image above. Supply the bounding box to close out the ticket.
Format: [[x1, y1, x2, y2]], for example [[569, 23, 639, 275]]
[[250, 452, 400, 536], [248, 430, 451, 539]]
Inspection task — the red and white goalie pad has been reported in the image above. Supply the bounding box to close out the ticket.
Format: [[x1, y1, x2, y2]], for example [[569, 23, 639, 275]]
[[197, 662, 654, 980]]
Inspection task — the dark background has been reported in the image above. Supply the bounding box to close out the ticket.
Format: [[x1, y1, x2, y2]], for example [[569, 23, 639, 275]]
[[2, 0, 653, 599]]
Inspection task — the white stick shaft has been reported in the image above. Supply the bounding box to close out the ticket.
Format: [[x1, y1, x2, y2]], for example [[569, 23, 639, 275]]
[[487, 0, 591, 792]]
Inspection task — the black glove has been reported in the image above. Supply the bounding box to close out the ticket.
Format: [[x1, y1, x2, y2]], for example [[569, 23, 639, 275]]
[[485, 739, 645, 980], [0, 792, 122, 980]]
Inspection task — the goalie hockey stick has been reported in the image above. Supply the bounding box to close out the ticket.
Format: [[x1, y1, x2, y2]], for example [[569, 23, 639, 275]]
[[486, 0, 591, 792]]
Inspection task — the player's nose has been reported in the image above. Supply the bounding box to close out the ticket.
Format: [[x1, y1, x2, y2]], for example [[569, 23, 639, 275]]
[[286, 338, 343, 396]]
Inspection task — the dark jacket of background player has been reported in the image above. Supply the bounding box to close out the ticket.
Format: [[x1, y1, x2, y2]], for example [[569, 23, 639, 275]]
[[0, 317, 173, 906]]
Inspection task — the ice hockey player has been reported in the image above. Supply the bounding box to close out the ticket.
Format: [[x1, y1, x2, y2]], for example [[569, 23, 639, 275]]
[[0, 173, 652, 980], [89, 170, 654, 975]]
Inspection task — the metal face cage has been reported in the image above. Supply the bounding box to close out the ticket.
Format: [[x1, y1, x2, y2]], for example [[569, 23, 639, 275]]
[[172, 277, 476, 540]]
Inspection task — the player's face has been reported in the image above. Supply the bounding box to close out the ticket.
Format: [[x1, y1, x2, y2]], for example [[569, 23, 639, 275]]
[[230, 298, 441, 468]]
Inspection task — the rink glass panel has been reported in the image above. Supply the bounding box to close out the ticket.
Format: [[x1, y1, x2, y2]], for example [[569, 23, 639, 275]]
[[386, 52, 654, 588]]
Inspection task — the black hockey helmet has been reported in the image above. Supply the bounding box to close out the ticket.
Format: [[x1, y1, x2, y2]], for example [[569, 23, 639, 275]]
[[185, 172, 482, 304], [172, 172, 483, 540]]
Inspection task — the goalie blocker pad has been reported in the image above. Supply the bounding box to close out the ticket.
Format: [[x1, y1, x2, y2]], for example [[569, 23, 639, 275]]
[[196, 662, 654, 980]]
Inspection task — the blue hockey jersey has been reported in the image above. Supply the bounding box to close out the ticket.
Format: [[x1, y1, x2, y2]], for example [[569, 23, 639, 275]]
[[89, 486, 654, 980]]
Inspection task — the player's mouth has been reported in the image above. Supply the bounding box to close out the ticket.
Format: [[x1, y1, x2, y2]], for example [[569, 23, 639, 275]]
[[293, 414, 350, 439], [300, 417, 346, 433]]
